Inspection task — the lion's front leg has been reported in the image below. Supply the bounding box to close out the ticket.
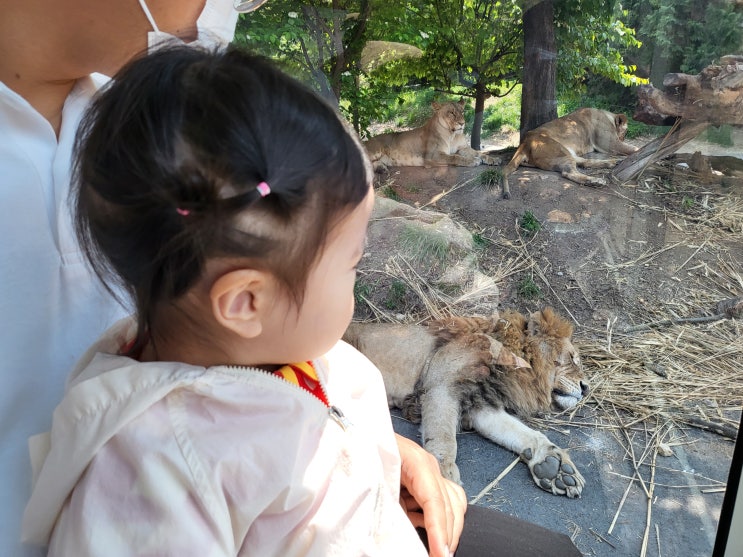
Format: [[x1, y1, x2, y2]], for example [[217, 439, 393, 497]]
[[425, 150, 483, 167], [419, 385, 462, 484], [469, 406, 585, 498]]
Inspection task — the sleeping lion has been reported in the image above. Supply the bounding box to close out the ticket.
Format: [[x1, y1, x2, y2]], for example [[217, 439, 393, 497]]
[[501, 107, 639, 199], [364, 99, 500, 171], [343, 307, 588, 498]]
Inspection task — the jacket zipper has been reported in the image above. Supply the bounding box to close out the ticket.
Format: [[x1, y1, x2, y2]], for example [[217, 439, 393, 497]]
[[224, 365, 352, 431], [328, 405, 351, 431]]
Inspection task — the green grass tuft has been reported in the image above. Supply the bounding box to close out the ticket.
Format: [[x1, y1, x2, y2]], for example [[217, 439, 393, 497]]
[[519, 210, 541, 234], [384, 280, 407, 310], [353, 281, 371, 305], [476, 168, 503, 190], [399, 225, 451, 266], [706, 125, 734, 147], [379, 185, 401, 202], [517, 277, 542, 300]]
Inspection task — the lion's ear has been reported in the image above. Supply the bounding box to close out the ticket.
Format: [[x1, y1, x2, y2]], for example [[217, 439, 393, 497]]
[[458, 98, 466, 106], [614, 113, 628, 129], [527, 310, 546, 337], [432, 101, 441, 110], [529, 307, 573, 339]]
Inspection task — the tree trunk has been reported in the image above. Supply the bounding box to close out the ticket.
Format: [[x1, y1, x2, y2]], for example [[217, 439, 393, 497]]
[[520, 0, 557, 141], [471, 83, 488, 150]]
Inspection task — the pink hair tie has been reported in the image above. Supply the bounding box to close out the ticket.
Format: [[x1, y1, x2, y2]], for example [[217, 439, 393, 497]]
[[176, 208, 190, 216], [256, 181, 271, 197]]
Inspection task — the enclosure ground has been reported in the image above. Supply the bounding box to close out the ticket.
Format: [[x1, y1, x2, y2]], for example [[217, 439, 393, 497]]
[[360, 150, 742, 556]]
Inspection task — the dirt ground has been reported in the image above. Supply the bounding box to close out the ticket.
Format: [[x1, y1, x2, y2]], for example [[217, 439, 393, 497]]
[[353, 135, 743, 556], [362, 141, 742, 331]]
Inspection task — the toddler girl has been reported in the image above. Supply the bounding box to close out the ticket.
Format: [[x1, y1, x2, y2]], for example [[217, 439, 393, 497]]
[[21, 45, 444, 556]]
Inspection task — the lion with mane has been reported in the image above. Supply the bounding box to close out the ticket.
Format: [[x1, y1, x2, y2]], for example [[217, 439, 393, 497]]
[[364, 99, 500, 172], [343, 307, 588, 498]]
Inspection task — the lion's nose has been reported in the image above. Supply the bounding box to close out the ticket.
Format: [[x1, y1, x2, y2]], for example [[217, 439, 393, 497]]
[[580, 381, 590, 396]]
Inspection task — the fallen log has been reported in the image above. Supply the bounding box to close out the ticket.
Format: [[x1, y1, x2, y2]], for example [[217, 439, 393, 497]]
[[612, 56, 742, 182], [611, 120, 709, 183], [634, 55, 743, 126]]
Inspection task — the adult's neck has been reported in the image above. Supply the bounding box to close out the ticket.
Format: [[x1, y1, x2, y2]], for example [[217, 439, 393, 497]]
[[0, 0, 149, 136]]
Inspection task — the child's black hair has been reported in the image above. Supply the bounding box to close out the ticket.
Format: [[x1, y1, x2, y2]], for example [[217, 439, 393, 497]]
[[73, 45, 372, 355]]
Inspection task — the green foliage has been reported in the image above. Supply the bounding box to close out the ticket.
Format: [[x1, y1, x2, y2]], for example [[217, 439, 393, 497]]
[[630, 0, 743, 75], [481, 85, 522, 134], [681, 196, 695, 210], [517, 276, 542, 300], [236, 0, 383, 133], [472, 232, 489, 249], [238, 0, 647, 140], [235, 3, 338, 94], [404, 0, 524, 94], [385, 280, 408, 310], [555, 3, 646, 92], [368, 87, 440, 130], [379, 184, 401, 201], [354, 280, 371, 305], [520, 210, 541, 234], [706, 125, 734, 148]]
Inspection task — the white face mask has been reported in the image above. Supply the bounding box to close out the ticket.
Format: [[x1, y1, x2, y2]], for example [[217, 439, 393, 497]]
[[138, 0, 239, 52]]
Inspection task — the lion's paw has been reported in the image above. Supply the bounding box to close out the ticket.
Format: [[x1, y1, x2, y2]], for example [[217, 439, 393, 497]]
[[438, 458, 462, 486], [481, 154, 502, 166], [521, 445, 584, 498], [587, 176, 607, 187]]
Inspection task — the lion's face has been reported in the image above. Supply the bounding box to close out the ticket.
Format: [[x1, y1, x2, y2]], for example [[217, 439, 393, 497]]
[[549, 337, 587, 411], [525, 308, 588, 412], [432, 100, 466, 134], [614, 113, 629, 141]]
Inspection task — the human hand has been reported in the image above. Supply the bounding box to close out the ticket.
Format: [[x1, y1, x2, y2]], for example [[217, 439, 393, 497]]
[[395, 433, 467, 557]]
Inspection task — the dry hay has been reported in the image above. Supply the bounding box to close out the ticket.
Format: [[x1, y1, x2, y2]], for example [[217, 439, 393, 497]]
[[579, 320, 743, 439], [360, 186, 743, 438], [358, 165, 743, 437]]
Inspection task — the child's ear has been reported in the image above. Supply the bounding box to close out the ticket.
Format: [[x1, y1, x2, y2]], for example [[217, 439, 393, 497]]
[[210, 269, 271, 339]]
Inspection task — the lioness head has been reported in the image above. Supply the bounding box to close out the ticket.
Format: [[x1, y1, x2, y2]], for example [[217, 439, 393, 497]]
[[614, 113, 629, 141], [431, 99, 466, 134]]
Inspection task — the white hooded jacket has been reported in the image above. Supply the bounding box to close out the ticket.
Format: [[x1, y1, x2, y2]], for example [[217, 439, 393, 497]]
[[22, 318, 426, 557]]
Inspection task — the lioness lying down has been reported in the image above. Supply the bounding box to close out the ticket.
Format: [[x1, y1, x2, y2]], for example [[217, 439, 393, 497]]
[[501, 107, 639, 198], [364, 100, 501, 171], [343, 307, 588, 498]]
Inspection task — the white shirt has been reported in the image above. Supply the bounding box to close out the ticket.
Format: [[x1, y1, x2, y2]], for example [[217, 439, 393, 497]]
[[0, 75, 126, 557]]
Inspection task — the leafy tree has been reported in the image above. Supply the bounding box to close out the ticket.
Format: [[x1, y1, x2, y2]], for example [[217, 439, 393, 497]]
[[554, 1, 643, 91], [237, 1, 644, 143], [519, 0, 644, 137], [398, 0, 524, 149], [378, 0, 642, 147], [624, 0, 743, 84], [235, 0, 374, 130]]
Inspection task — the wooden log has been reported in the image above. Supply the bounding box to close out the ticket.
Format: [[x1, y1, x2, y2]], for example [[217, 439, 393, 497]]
[[611, 121, 709, 183], [613, 57, 743, 182], [634, 59, 743, 126]]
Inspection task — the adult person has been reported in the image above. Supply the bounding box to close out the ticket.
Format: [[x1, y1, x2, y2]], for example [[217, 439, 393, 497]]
[[0, 2, 466, 556]]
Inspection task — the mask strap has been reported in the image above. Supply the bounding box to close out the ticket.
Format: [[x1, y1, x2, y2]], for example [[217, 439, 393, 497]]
[[137, 0, 160, 32]]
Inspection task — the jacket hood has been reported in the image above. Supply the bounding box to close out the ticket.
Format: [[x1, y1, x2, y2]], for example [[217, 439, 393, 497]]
[[21, 318, 207, 546]]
